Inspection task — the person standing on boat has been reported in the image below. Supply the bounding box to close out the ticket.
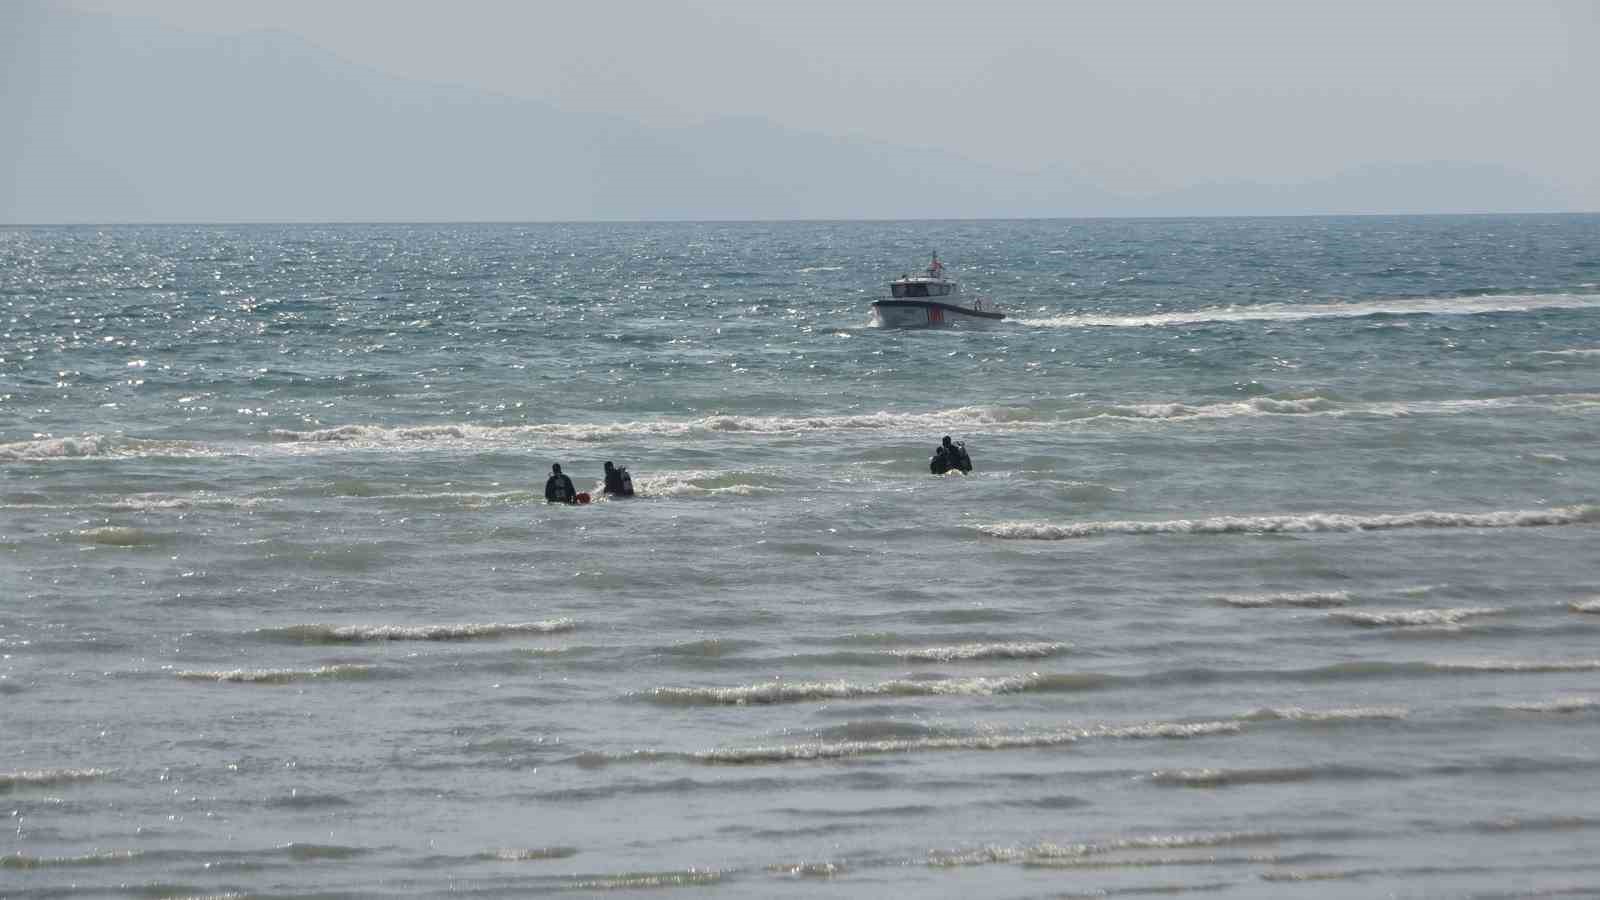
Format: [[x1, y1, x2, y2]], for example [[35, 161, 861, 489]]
[[545, 463, 577, 504], [602, 461, 635, 497]]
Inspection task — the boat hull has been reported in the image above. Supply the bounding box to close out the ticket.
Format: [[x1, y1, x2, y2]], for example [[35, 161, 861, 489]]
[[870, 299, 1005, 328]]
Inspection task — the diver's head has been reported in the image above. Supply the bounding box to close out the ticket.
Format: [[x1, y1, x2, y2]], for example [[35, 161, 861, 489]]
[[604, 461, 615, 472], [551, 463, 562, 474], [942, 435, 953, 447]]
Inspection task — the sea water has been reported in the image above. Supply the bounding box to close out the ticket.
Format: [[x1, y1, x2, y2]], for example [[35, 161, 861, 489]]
[[3, 216, 1599, 898]]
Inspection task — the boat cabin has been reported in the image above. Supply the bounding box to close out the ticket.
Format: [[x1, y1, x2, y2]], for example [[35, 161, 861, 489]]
[[889, 252, 957, 299]]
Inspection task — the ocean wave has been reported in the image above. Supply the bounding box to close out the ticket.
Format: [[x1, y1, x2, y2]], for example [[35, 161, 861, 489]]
[[633, 470, 780, 498], [695, 720, 1239, 764], [259, 619, 576, 643], [480, 846, 580, 861], [0, 850, 141, 869], [1089, 396, 1340, 421], [176, 663, 376, 683], [888, 641, 1069, 662], [268, 405, 1038, 447], [1500, 697, 1596, 713], [1148, 764, 1386, 788], [1532, 347, 1600, 357], [1217, 591, 1351, 608], [0, 433, 220, 462], [0, 433, 120, 461], [980, 505, 1600, 540], [563, 869, 725, 890], [0, 767, 112, 791], [1329, 607, 1505, 627], [68, 525, 168, 547], [1569, 599, 1600, 614], [1014, 292, 1600, 329], [104, 493, 276, 512], [925, 831, 1281, 867], [638, 672, 1109, 706], [642, 674, 1046, 706], [1239, 706, 1409, 722]]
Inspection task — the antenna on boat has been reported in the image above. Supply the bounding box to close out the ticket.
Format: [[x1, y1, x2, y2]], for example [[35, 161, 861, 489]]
[[929, 251, 943, 279]]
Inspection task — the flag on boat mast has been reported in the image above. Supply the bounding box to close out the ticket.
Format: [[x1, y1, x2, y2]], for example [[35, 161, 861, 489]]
[[930, 251, 944, 278]]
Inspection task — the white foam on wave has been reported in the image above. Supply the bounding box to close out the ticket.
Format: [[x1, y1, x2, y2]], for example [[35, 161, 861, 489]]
[[1218, 591, 1351, 608], [0, 434, 221, 462], [981, 505, 1600, 540], [270, 405, 1038, 448], [1330, 607, 1506, 628], [1501, 697, 1596, 713], [563, 869, 725, 890], [1532, 348, 1600, 357], [176, 663, 375, 683], [264, 620, 576, 642], [696, 720, 1239, 764], [1569, 599, 1600, 614], [1014, 292, 1600, 329], [0, 767, 112, 790], [925, 831, 1279, 867], [104, 492, 276, 512], [0, 434, 119, 461], [0, 849, 141, 869], [1239, 706, 1409, 722], [69, 526, 161, 546], [641, 673, 1046, 706], [1430, 659, 1600, 674], [889, 641, 1069, 662], [633, 470, 779, 498]]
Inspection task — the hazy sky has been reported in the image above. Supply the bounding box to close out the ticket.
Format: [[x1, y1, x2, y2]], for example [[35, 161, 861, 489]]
[[9, 0, 1599, 220]]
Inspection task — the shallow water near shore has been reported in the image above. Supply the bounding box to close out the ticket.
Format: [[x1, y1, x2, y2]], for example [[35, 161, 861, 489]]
[[4, 215, 1600, 897]]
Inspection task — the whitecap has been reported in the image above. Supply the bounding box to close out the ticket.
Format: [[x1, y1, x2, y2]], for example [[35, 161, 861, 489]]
[[176, 663, 375, 683], [1218, 591, 1351, 608], [1329, 607, 1505, 627], [981, 505, 1599, 540]]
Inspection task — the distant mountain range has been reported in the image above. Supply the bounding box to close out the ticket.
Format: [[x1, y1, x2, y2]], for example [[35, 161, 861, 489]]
[[0, 7, 1580, 223]]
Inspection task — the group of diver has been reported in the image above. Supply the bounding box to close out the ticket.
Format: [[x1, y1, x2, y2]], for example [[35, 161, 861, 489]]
[[543, 437, 972, 504], [543, 460, 635, 504]]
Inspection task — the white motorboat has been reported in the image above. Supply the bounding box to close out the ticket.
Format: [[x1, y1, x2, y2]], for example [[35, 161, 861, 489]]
[[869, 252, 1004, 327]]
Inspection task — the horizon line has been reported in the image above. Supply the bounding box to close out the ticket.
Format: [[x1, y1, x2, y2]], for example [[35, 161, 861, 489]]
[[4, 210, 1597, 228]]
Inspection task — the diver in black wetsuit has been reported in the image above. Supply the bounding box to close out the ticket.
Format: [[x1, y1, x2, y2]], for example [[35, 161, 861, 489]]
[[602, 461, 635, 497], [545, 463, 577, 504], [930, 435, 972, 475]]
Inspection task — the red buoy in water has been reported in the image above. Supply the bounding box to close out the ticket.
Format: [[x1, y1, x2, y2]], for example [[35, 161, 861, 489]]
[[576, 492, 591, 505]]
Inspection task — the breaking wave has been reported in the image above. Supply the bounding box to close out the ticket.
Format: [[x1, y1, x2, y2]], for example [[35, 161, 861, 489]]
[[1238, 706, 1409, 722], [479, 846, 580, 861], [924, 831, 1282, 867], [0, 433, 220, 462], [1148, 765, 1387, 788], [1329, 607, 1505, 627], [259, 620, 576, 643], [1569, 599, 1600, 614], [0, 768, 112, 791], [1217, 591, 1351, 608], [888, 641, 1069, 662], [1500, 697, 1596, 713], [68, 526, 168, 547], [268, 406, 1037, 447], [695, 721, 1239, 765], [176, 663, 376, 683], [981, 505, 1600, 540], [563, 869, 725, 890], [1014, 292, 1600, 329], [0, 850, 141, 869], [637, 672, 1110, 706]]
